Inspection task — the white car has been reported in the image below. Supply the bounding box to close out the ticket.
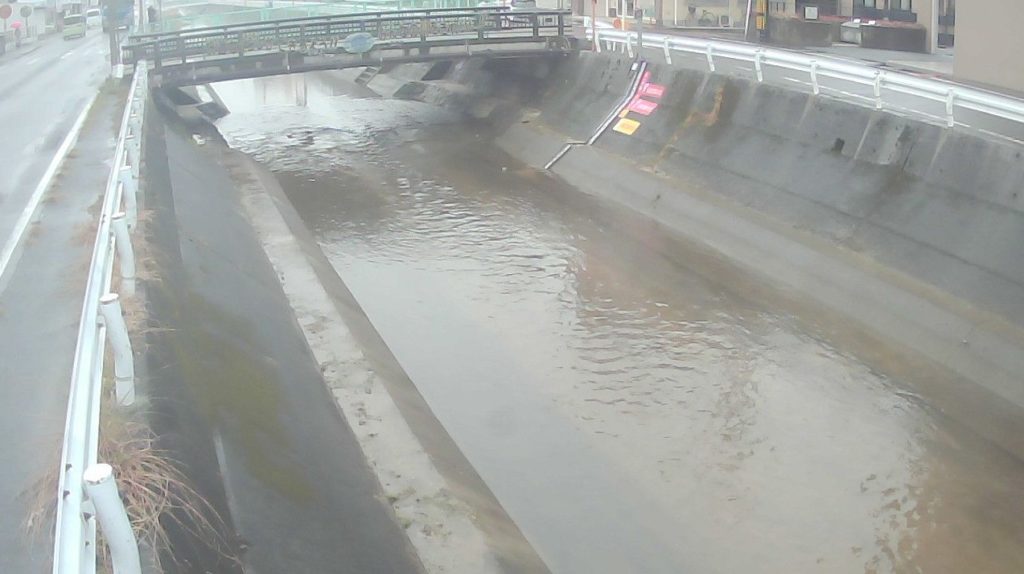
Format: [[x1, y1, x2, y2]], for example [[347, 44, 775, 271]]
[[85, 8, 101, 29]]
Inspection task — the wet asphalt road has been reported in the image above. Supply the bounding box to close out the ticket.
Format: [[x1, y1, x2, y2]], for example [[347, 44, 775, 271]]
[[0, 31, 108, 255], [213, 72, 1024, 574], [0, 30, 112, 573]]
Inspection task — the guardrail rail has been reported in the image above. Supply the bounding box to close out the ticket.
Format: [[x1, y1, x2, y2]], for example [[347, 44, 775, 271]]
[[122, 7, 570, 68], [52, 62, 148, 574], [589, 26, 1024, 139]]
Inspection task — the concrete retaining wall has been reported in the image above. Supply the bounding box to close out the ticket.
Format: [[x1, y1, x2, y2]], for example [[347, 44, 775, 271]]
[[860, 24, 927, 53], [485, 54, 1024, 333], [142, 104, 427, 573], [466, 51, 1024, 456], [767, 15, 833, 48], [405, 52, 1024, 421]]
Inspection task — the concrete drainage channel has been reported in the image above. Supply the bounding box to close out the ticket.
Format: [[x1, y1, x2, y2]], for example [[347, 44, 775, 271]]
[[140, 49, 1024, 572]]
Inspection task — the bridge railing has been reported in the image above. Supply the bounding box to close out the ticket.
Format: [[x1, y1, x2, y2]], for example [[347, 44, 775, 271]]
[[123, 8, 568, 67], [135, 5, 506, 41], [52, 63, 148, 574], [591, 27, 1024, 138]]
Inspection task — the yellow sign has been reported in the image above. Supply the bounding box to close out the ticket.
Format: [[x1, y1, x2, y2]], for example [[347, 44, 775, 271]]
[[613, 118, 641, 136]]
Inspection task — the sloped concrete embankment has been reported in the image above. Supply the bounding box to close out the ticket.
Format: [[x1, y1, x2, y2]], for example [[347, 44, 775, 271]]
[[371, 52, 1024, 454], [142, 90, 550, 573], [141, 103, 427, 572], [506, 53, 1024, 452]]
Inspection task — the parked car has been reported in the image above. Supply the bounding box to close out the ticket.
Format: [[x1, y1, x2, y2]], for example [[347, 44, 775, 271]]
[[86, 8, 101, 29]]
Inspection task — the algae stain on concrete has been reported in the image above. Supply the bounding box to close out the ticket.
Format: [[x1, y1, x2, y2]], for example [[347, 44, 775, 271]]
[[168, 288, 314, 503]]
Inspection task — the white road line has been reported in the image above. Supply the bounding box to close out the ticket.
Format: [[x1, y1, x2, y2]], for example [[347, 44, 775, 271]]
[[0, 93, 99, 289], [60, 51, 75, 60], [25, 57, 40, 66]]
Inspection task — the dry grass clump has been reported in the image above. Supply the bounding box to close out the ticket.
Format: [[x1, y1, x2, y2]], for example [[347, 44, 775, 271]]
[[25, 407, 236, 571], [96, 413, 236, 569]]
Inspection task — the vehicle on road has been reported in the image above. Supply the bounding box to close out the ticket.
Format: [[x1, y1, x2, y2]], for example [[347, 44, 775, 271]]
[[62, 14, 86, 40], [101, 1, 134, 32], [86, 8, 101, 28]]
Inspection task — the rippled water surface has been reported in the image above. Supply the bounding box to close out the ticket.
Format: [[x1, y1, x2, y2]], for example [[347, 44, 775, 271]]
[[213, 73, 1024, 574]]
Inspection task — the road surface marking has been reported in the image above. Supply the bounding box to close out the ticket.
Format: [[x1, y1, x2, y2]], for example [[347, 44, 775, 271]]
[[25, 57, 39, 66], [0, 93, 99, 290], [60, 51, 75, 60]]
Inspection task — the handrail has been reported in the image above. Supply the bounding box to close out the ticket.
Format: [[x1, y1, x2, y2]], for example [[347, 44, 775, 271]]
[[123, 8, 570, 66], [591, 28, 1024, 132], [52, 63, 148, 574], [127, 5, 512, 43]]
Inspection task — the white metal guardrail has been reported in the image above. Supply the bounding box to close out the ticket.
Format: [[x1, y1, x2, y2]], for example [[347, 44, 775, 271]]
[[52, 62, 148, 574], [590, 27, 1024, 134]]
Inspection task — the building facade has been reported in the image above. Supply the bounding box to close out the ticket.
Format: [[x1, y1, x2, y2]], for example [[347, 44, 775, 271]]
[[954, 0, 1024, 93]]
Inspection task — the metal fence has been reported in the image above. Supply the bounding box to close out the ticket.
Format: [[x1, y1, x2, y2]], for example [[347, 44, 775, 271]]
[[52, 64, 148, 574], [123, 7, 568, 66], [590, 27, 1024, 139], [130, 5, 512, 45]]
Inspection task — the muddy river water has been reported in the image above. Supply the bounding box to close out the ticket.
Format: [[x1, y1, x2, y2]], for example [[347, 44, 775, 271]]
[[211, 73, 1024, 573]]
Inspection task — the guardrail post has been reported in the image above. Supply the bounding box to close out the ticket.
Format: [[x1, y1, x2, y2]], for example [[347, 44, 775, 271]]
[[873, 71, 883, 110], [557, 12, 564, 38], [594, 28, 601, 52], [945, 89, 956, 128], [125, 139, 140, 181], [112, 213, 136, 298], [662, 37, 671, 64], [809, 60, 819, 95], [120, 165, 138, 230], [531, 13, 539, 38], [83, 464, 142, 574], [99, 293, 135, 406], [626, 34, 633, 58], [753, 50, 763, 82], [129, 109, 141, 140], [705, 45, 715, 73]]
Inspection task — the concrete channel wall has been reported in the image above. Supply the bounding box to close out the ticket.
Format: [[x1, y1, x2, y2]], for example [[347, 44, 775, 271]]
[[144, 86, 551, 572], [142, 105, 429, 572], [361, 52, 1024, 436], [499, 53, 1024, 331]]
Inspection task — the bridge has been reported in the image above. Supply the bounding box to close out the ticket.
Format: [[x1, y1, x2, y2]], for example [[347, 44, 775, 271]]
[[123, 7, 575, 86]]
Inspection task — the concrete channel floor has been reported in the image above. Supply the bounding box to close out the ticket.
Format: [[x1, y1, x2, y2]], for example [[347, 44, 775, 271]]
[[0, 83, 124, 573]]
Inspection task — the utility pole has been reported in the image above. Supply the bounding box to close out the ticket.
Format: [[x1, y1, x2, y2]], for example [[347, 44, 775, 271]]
[[929, 0, 939, 54], [104, 0, 119, 70], [591, 0, 597, 52], [635, 8, 643, 61]]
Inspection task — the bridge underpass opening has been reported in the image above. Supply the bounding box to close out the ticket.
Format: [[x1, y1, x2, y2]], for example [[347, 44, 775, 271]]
[[197, 69, 1024, 573]]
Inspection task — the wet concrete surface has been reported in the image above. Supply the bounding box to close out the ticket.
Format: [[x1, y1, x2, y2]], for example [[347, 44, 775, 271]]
[[211, 73, 1024, 573], [144, 106, 426, 573]]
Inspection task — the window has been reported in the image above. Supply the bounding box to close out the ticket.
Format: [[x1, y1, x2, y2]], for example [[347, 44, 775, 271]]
[[893, 0, 912, 10], [607, 0, 634, 18]]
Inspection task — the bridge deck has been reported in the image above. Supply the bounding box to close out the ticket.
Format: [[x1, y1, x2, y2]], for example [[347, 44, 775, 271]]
[[124, 7, 575, 86]]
